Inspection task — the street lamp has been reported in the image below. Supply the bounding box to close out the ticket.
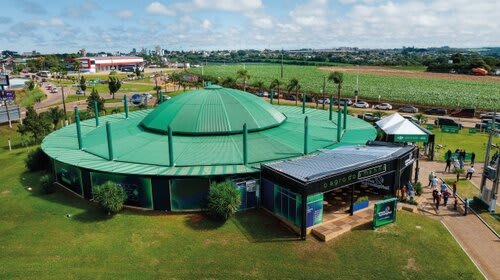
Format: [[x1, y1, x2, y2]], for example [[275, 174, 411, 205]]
[[61, 86, 67, 124]]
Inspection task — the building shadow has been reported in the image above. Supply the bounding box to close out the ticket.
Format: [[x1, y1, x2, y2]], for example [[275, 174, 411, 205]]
[[183, 212, 225, 230], [231, 209, 300, 243]]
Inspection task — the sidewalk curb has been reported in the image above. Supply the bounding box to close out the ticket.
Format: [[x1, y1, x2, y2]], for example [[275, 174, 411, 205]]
[[440, 220, 488, 280]]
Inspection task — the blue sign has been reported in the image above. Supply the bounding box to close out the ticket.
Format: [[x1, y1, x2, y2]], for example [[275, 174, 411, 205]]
[[306, 193, 323, 227], [130, 94, 143, 105], [0, 90, 15, 100]]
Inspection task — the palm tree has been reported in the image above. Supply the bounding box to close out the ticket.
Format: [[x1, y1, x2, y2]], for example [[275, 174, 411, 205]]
[[48, 107, 65, 130], [328, 71, 344, 109], [73, 59, 82, 80], [236, 69, 250, 91], [253, 80, 265, 94], [287, 78, 300, 106], [269, 79, 282, 104], [222, 77, 236, 88]]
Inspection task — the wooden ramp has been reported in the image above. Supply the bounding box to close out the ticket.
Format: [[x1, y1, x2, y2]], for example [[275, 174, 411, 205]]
[[312, 207, 374, 242]]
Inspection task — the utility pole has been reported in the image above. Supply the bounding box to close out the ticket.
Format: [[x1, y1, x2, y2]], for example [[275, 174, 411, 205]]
[[355, 64, 359, 103], [61, 86, 67, 124], [280, 48, 284, 79], [480, 111, 499, 212]]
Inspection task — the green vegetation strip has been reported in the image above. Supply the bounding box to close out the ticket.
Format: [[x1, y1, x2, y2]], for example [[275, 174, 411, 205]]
[[0, 124, 484, 279], [188, 63, 500, 110], [16, 88, 46, 107]]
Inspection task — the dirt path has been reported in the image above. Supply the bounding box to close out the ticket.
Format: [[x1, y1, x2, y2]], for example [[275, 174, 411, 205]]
[[418, 160, 500, 279], [319, 66, 500, 82]]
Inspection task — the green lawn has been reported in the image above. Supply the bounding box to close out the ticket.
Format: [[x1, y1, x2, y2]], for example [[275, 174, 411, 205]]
[[431, 129, 497, 163], [188, 63, 500, 110], [16, 88, 46, 107], [0, 125, 483, 279]]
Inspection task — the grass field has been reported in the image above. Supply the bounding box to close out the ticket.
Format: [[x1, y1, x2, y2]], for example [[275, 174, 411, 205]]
[[188, 63, 500, 110], [0, 124, 484, 279], [15, 88, 46, 107], [431, 128, 498, 163]]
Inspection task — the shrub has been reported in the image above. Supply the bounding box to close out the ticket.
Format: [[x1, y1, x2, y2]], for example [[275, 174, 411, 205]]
[[25, 147, 51, 172], [39, 174, 55, 194], [355, 196, 369, 203], [208, 181, 241, 221], [414, 182, 423, 196], [92, 181, 127, 214]]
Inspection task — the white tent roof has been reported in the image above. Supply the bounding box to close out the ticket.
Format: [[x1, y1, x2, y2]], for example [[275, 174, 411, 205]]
[[376, 113, 426, 135]]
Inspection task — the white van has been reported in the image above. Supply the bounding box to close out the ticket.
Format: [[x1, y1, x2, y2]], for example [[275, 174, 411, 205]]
[[36, 71, 52, 78]]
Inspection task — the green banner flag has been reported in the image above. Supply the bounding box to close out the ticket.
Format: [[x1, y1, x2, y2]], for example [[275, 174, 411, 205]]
[[373, 198, 398, 228], [394, 134, 429, 143], [441, 125, 459, 133]]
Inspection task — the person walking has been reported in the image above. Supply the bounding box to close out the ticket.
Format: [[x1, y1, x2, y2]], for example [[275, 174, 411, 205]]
[[440, 181, 448, 193], [452, 183, 457, 197], [442, 190, 450, 206], [471, 152, 476, 165], [446, 149, 452, 162], [431, 176, 438, 190], [453, 197, 458, 211], [436, 193, 441, 210], [401, 185, 407, 201], [428, 171, 435, 187], [464, 198, 469, 216], [445, 157, 451, 172], [432, 189, 438, 205], [453, 158, 460, 169], [466, 165, 475, 180]]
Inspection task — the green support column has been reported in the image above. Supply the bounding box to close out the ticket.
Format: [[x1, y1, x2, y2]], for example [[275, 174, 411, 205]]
[[160, 93, 164, 104], [302, 92, 306, 114], [123, 95, 129, 119], [93, 100, 99, 127], [106, 121, 114, 161], [243, 123, 248, 165], [74, 107, 83, 150], [304, 116, 309, 155], [329, 95, 333, 120], [337, 106, 342, 142], [168, 126, 174, 167], [343, 101, 347, 130], [270, 90, 273, 104]]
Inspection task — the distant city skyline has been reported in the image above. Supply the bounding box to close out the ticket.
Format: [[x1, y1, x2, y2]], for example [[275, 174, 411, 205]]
[[0, 0, 499, 54]]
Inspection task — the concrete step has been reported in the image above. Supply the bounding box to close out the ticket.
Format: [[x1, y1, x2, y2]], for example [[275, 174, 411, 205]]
[[312, 224, 352, 242]]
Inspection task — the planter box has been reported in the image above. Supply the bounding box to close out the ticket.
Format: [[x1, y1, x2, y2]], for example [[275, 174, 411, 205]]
[[353, 200, 369, 212]]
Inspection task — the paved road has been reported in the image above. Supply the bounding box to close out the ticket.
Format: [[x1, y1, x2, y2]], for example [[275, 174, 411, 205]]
[[418, 160, 500, 279]]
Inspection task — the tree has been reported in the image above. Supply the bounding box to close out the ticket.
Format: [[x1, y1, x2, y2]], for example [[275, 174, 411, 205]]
[[72, 59, 82, 79], [25, 79, 35, 91], [92, 181, 127, 214], [414, 113, 427, 125], [86, 87, 105, 114], [269, 79, 282, 104], [236, 69, 250, 91], [207, 181, 241, 221], [17, 106, 52, 144], [253, 80, 265, 93], [135, 67, 143, 78], [287, 78, 300, 105], [47, 107, 65, 130], [108, 76, 122, 99], [79, 76, 87, 96], [222, 76, 236, 88], [328, 71, 343, 109]]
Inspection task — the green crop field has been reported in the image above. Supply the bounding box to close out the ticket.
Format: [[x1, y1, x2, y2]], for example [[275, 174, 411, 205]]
[[0, 124, 484, 279], [188, 63, 500, 110]]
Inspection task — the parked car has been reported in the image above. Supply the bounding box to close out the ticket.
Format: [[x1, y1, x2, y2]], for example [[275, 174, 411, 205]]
[[398, 105, 418, 113], [475, 118, 500, 130], [374, 103, 393, 110], [434, 117, 463, 129], [131, 94, 144, 106], [425, 108, 447, 115], [353, 101, 370, 108], [285, 95, 296, 101], [450, 108, 475, 118], [316, 98, 330, 104], [333, 98, 353, 106], [358, 113, 381, 122], [480, 112, 500, 119], [75, 88, 84, 95]]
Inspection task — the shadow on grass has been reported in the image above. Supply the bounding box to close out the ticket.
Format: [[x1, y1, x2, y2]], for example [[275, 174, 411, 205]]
[[232, 209, 300, 243], [183, 212, 225, 231], [72, 207, 114, 223]]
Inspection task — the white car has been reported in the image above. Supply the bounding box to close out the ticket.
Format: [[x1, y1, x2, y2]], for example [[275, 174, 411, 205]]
[[353, 101, 370, 108], [374, 103, 392, 110], [50, 88, 58, 94]]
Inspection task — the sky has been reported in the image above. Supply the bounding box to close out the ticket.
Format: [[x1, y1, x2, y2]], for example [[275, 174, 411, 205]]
[[0, 0, 499, 53]]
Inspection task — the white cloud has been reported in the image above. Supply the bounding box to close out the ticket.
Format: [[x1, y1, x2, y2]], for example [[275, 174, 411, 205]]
[[289, 0, 328, 28], [146, 2, 175, 16], [116, 10, 133, 19], [192, 0, 262, 12], [200, 19, 213, 29], [36, 18, 64, 27]]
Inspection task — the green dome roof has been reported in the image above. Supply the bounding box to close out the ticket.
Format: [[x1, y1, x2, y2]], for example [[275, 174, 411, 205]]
[[140, 85, 286, 135]]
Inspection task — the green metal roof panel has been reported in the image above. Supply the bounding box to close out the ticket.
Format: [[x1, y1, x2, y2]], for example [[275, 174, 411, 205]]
[[42, 105, 376, 177], [140, 86, 286, 135]]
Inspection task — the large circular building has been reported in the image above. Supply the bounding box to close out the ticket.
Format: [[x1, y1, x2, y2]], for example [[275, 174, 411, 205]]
[[42, 85, 376, 211]]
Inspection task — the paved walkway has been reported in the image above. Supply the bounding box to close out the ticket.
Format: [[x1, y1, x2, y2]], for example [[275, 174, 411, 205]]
[[418, 160, 500, 280]]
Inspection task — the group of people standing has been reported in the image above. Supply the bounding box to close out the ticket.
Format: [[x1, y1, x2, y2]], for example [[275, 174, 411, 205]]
[[428, 171, 469, 215], [444, 149, 476, 181]]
